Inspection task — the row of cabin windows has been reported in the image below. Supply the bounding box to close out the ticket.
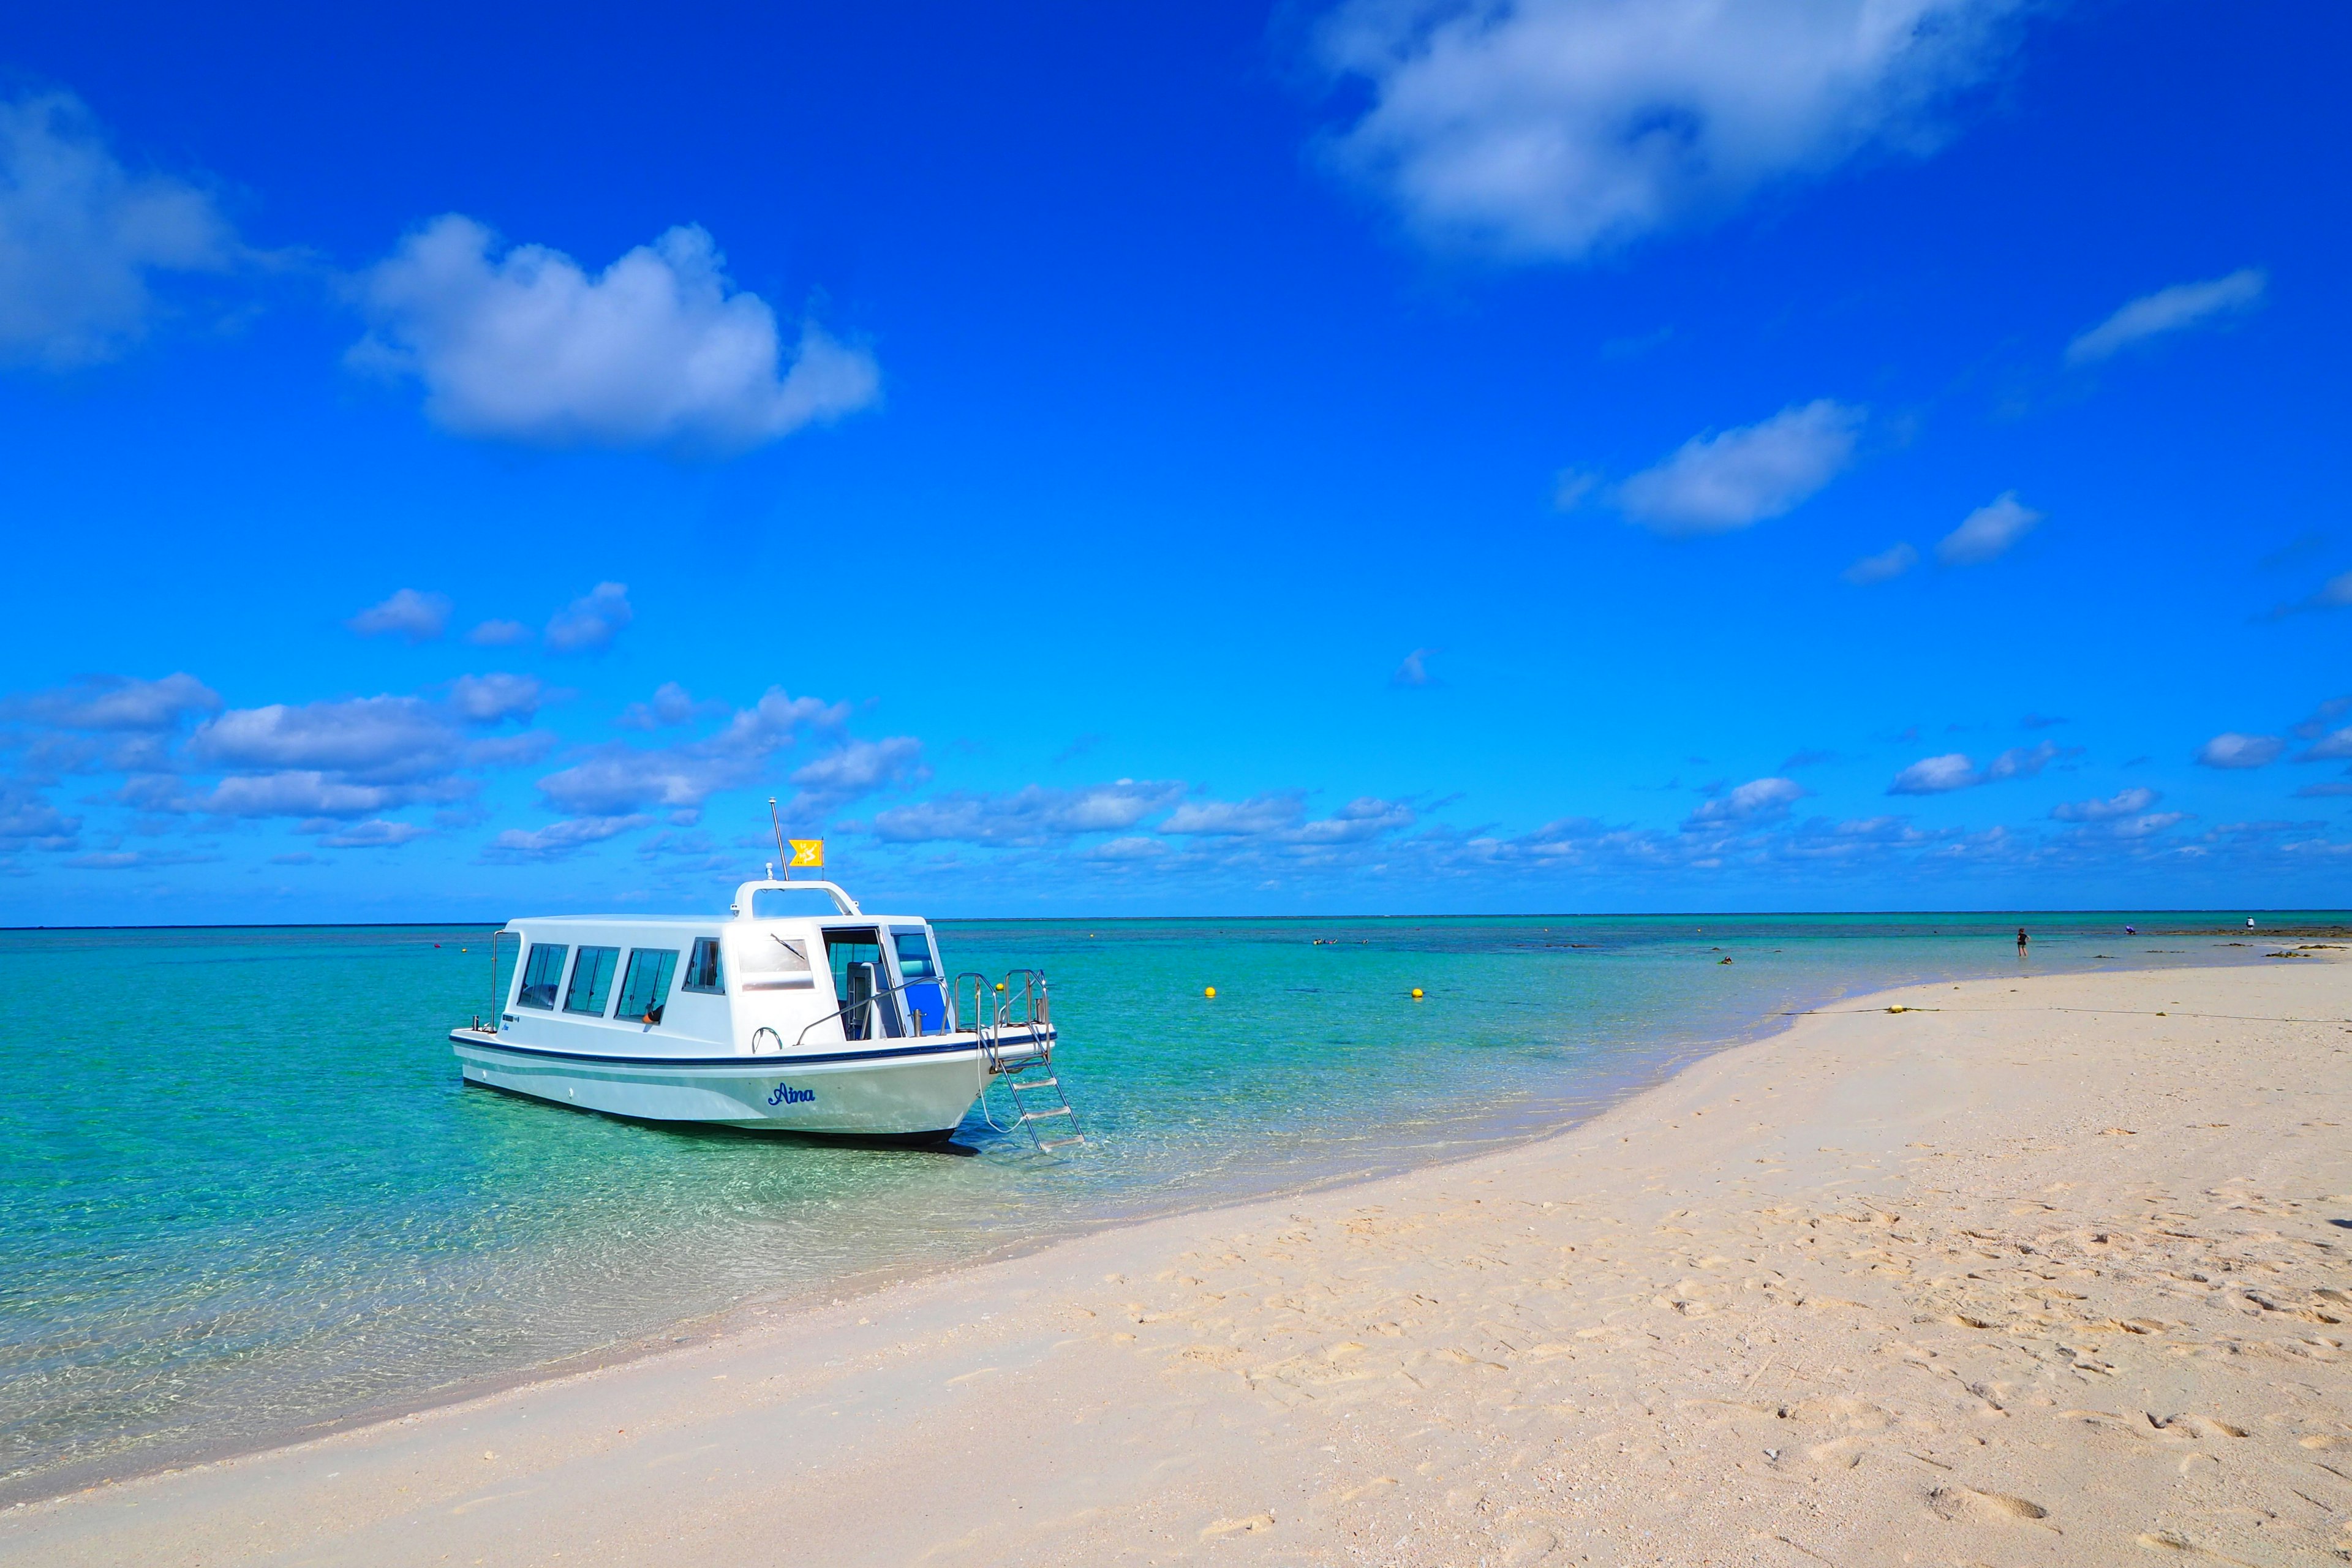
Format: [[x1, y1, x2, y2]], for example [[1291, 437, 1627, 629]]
[[514, 937, 724, 1022]]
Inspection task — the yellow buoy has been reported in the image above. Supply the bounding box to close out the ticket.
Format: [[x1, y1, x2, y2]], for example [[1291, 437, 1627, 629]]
[[1204, 986, 1216, 998], [995, 982, 1006, 993], [1410, 988, 1424, 999]]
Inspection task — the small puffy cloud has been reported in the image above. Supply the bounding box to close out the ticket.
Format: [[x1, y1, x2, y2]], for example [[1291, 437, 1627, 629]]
[[1160, 793, 1309, 837], [168, 770, 470, 820], [1842, 541, 1916, 586], [2, 672, 219, 731], [2065, 268, 2266, 365], [190, 696, 461, 783], [348, 589, 451, 643], [786, 737, 927, 810], [0, 92, 239, 368], [2050, 786, 2158, 823], [870, 780, 1189, 846], [1983, 741, 2062, 781], [464, 731, 559, 769], [1391, 648, 1439, 687], [2196, 732, 2283, 769], [0, 780, 80, 849], [1084, 835, 1165, 862], [1888, 752, 1977, 794], [616, 681, 724, 730], [2263, 570, 2352, 621], [534, 687, 846, 815], [1616, 401, 1862, 535], [2300, 728, 2352, 762], [1936, 491, 2040, 567], [467, 619, 532, 647], [312, 818, 430, 849], [1315, 0, 2021, 262], [544, 582, 632, 655], [481, 814, 653, 864], [1684, 776, 1804, 829], [446, 673, 543, 723], [352, 215, 880, 451], [1295, 797, 1417, 844]]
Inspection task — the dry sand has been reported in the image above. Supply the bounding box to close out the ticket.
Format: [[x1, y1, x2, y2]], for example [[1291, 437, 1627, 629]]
[[8, 957, 2351, 1566]]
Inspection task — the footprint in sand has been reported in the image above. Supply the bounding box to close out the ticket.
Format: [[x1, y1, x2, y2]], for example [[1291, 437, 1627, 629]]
[[1200, 1512, 1275, 1539], [1928, 1487, 2052, 1528]]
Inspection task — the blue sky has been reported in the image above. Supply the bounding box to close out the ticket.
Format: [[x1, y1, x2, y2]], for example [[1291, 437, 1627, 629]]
[[2, 0, 2348, 922]]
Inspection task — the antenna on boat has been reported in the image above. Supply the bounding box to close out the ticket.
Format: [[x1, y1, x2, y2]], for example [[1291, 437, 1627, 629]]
[[769, 796, 789, 881]]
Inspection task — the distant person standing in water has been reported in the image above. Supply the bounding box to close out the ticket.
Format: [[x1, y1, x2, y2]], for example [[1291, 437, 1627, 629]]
[[2017, 927, 2029, 957]]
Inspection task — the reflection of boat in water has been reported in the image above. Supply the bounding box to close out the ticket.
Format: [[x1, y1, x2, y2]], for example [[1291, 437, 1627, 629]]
[[448, 878, 1080, 1145]]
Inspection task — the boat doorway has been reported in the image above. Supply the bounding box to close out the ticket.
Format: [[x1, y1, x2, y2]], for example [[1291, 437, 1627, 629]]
[[823, 927, 903, 1039]]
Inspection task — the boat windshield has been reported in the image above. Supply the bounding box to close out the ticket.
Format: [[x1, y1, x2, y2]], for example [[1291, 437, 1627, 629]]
[[891, 927, 938, 981]]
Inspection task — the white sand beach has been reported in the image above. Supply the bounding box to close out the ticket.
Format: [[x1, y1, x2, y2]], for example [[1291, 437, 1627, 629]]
[[8, 956, 2350, 1566]]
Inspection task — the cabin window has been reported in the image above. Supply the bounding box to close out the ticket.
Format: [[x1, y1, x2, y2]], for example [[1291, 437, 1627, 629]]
[[890, 927, 940, 981], [739, 933, 814, 990], [564, 946, 620, 1016], [682, 937, 725, 994], [616, 949, 678, 1024], [516, 943, 568, 1009]]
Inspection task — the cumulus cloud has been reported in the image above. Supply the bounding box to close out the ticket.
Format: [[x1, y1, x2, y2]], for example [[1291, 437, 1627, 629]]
[[2300, 729, 2352, 762], [351, 215, 881, 451], [1887, 741, 2063, 794], [544, 582, 633, 655], [1315, 0, 2019, 261], [616, 681, 725, 730], [1391, 647, 1439, 687], [1842, 541, 1917, 586], [2, 672, 219, 731], [786, 737, 927, 811], [2050, 786, 2158, 823], [312, 818, 431, 849], [190, 695, 462, 783], [869, 780, 1189, 846], [160, 769, 470, 820], [446, 673, 543, 724], [1684, 776, 1804, 829], [0, 780, 80, 850], [533, 687, 846, 815], [2065, 268, 2266, 365], [1936, 491, 2039, 567], [348, 589, 451, 643], [2196, 732, 2283, 769], [481, 814, 654, 864], [1160, 793, 1310, 837], [467, 619, 532, 647], [1615, 401, 1861, 535], [0, 92, 239, 367]]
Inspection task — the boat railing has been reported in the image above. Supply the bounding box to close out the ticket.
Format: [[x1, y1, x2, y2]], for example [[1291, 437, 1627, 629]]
[[951, 970, 1054, 1074], [790, 973, 947, 1049]]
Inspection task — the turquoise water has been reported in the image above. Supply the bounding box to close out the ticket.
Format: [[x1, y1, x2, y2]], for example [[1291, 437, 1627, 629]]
[[1, 911, 2336, 1498]]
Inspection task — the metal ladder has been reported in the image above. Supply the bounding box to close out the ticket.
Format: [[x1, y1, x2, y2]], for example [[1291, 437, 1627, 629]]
[[962, 971, 1086, 1154]]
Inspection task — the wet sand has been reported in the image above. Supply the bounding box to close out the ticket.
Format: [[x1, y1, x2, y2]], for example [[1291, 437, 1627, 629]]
[[7, 957, 2350, 1566]]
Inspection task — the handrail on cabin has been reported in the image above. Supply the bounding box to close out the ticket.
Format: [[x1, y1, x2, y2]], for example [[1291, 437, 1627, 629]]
[[729, 879, 863, 917]]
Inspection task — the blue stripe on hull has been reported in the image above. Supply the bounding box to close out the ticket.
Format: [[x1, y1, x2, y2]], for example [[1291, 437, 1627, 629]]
[[447, 1029, 1049, 1069]]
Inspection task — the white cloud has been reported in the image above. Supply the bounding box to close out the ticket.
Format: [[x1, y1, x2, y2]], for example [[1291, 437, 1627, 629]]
[[1160, 793, 1310, 837], [1295, 797, 1418, 844], [1391, 648, 1439, 687], [533, 687, 846, 815], [1936, 491, 2039, 566], [1683, 776, 1804, 829], [352, 215, 880, 451], [2265, 570, 2352, 620], [190, 696, 462, 783], [1316, 0, 2018, 260], [869, 780, 1188, 846], [447, 673, 543, 724], [312, 818, 431, 849], [482, 814, 654, 864], [467, 619, 532, 647], [1841, 541, 1916, 586], [0, 92, 238, 367], [2050, 786, 2158, 823], [544, 582, 632, 655], [1615, 401, 1861, 535], [348, 589, 451, 643], [2065, 268, 2266, 365], [170, 770, 470, 820], [2, 673, 219, 731], [786, 737, 927, 810], [2300, 728, 2352, 762], [0, 781, 79, 849], [1083, 835, 1166, 862], [2196, 732, 2283, 769], [1887, 752, 1977, 794], [1983, 741, 2061, 781], [617, 681, 725, 730]]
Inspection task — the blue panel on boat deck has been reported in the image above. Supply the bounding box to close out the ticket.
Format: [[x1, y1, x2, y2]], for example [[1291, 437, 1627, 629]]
[[906, 981, 946, 1033]]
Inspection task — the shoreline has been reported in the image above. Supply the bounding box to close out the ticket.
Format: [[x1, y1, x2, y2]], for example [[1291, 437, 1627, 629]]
[[7, 954, 2349, 1564], [4, 943, 2340, 1517]]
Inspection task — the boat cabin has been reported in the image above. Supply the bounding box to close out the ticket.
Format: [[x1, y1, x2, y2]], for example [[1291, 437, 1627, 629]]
[[489, 880, 952, 1059]]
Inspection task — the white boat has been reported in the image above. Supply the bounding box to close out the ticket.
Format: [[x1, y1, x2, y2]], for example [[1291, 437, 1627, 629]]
[[447, 879, 1078, 1146]]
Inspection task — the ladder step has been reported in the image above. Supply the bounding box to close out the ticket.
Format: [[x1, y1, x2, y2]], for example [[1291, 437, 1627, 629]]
[[1036, 1136, 1086, 1152], [1005, 1076, 1059, 1091], [1017, 1106, 1074, 1122]]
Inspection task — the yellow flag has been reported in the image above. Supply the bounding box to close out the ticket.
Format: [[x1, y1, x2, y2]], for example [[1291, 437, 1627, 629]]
[[788, 839, 824, 869]]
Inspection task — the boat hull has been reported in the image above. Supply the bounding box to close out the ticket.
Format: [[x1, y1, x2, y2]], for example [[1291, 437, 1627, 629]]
[[447, 1028, 1048, 1136]]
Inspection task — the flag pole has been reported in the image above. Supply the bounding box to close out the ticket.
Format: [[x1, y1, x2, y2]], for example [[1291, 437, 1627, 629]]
[[769, 797, 788, 882]]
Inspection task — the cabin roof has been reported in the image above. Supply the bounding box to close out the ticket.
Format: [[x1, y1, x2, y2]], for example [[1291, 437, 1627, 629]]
[[508, 913, 925, 928]]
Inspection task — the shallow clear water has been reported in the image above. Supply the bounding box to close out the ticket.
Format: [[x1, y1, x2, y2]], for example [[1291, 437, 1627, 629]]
[[0, 910, 2335, 1495]]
